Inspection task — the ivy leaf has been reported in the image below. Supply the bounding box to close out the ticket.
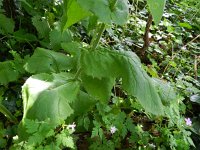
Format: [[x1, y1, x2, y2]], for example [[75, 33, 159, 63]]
[[77, 0, 129, 25], [147, 0, 166, 25], [0, 61, 19, 84], [21, 73, 80, 126], [81, 48, 164, 115], [0, 14, 15, 34], [82, 75, 115, 102], [25, 48, 73, 73], [61, 0, 91, 30]]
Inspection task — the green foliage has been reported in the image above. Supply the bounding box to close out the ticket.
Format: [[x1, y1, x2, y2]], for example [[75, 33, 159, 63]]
[[12, 119, 75, 149], [147, 0, 166, 25], [0, 14, 15, 34], [0, 0, 199, 149], [81, 48, 164, 115], [49, 29, 72, 50], [21, 73, 80, 126], [32, 15, 51, 39], [77, 0, 129, 25], [61, 0, 91, 30], [25, 48, 72, 73], [0, 61, 20, 84]]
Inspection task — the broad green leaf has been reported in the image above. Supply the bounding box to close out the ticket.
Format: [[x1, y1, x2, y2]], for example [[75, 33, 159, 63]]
[[0, 14, 15, 34], [77, 0, 129, 25], [0, 61, 19, 84], [111, 0, 129, 25], [32, 16, 51, 38], [147, 0, 166, 25], [72, 91, 97, 117], [25, 48, 73, 73], [81, 48, 164, 115], [152, 78, 176, 105], [82, 75, 115, 102], [21, 73, 80, 125], [49, 29, 72, 50], [61, 0, 91, 30]]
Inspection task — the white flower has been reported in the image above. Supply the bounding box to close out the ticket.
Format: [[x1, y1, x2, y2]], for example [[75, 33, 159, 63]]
[[67, 122, 76, 131], [110, 126, 117, 134]]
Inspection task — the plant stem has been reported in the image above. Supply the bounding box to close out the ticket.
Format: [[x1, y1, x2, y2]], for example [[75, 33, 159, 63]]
[[0, 104, 18, 123]]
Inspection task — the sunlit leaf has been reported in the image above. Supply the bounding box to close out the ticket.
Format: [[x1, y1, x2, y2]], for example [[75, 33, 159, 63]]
[[21, 73, 80, 127]]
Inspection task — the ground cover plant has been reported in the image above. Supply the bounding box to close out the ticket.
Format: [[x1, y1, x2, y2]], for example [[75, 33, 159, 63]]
[[0, 0, 199, 149]]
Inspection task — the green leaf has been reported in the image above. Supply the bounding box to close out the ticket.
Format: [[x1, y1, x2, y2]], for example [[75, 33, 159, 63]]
[[61, 0, 91, 30], [147, 0, 166, 25], [190, 94, 200, 104], [0, 14, 15, 34], [77, 0, 129, 25], [152, 78, 176, 105], [61, 42, 82, 70], [179, 22, 193, 29], [13, 29, 37, 42], [81, 48, 164, 115], [62, 136, 74, 148], [49, 29, 72, 50], [32, 16, 51, 38], [24, 119, 39, 134], [72, 91, 97, 117], [111, 0, 129, 25], [0, 61, 19, 84], [82, 75, 114, 102], [21, 73, 80, 126], [28, 132, 43, 145], [25, 48, 73, 73]]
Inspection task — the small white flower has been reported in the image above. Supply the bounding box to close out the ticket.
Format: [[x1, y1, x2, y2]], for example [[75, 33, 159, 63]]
[[67, 122, 76, 131], [110, 126, 117, 134]]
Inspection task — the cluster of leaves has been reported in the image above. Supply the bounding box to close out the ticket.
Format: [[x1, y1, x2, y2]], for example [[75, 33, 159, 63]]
[[0, 0, 199, 149]]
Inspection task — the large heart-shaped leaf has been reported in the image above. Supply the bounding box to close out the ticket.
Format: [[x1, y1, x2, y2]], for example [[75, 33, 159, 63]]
[[80, 48, 164, 115]]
